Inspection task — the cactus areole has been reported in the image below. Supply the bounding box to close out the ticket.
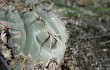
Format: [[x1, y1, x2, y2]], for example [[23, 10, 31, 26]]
[[0, 0, 67, 70]]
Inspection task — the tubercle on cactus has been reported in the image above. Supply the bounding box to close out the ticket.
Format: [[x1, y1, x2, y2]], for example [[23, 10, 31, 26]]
[[40, 31, 59, 51], [41, 30, 68, 52], [29, 16, 46, 26]]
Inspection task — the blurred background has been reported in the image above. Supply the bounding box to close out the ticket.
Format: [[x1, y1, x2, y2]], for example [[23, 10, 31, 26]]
[[46, 0, 110, 70]]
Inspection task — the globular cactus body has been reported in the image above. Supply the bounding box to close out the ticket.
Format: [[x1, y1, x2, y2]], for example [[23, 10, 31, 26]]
[[0, 0, 68, 70]]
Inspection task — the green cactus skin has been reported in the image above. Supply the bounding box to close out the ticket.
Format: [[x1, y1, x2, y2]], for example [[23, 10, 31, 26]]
[[35, 4, 67, 42], [21, 10, 67, 64], [0, 6, 26, 53], [35, 5, 68, 62], [21, 11, 42, 58], [0, 1, 68, 69]]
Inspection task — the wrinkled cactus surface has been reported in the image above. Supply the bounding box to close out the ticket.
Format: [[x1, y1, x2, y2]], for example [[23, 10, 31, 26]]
[[0, 0, 67, 70]]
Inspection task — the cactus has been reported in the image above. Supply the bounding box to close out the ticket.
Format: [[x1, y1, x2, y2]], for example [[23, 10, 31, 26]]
[[0, 0, 67, 70]]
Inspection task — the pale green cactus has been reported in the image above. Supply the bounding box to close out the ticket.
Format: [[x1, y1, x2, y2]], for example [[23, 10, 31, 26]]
[[0, 6, 26, 52], [0, 0, 68, 70]]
